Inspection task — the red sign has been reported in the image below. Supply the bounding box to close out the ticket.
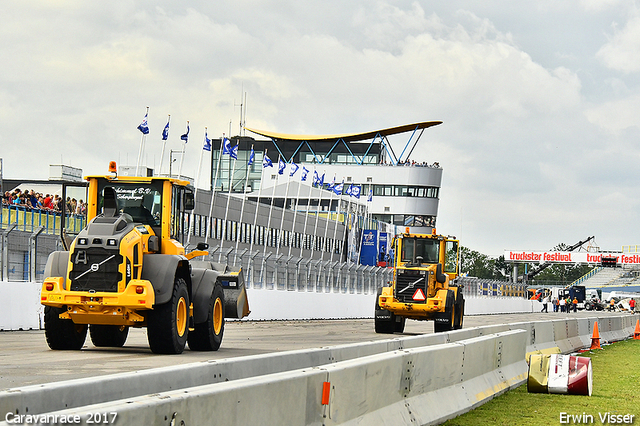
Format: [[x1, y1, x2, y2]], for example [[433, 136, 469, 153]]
[[413, 289, 426, 301]]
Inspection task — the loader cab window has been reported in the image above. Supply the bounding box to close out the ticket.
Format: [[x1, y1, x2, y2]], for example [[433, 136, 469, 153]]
[[170, 186, 195, 244], [444, 240, 459, 273], [97, 181, 163, 229], [401, 237, 439, 264]]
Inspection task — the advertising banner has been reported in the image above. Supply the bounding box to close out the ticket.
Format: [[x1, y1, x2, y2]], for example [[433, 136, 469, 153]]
[[504, 251, 639, 265], [360, 230, 377, 266]]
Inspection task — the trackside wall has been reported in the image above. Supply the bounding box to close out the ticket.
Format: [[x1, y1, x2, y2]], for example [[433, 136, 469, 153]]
[[0, 281, 539, 330], [1, 315, 637, 426]]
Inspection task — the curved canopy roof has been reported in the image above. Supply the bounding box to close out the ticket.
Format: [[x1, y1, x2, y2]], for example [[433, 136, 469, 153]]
[[245, 121, 442, 143]]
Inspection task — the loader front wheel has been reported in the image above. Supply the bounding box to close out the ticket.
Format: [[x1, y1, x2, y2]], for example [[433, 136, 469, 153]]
[[188, 284, 225, 351], [147, 277, 189, 354], [44, 306, 87, 350], [374, 288, 396, 334], [90, 325, 129, 347]]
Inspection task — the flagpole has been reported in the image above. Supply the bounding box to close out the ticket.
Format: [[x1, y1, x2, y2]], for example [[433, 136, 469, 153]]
[[159, 114, 170, 176], [275, 162, 292, 257], [311, 170, 324, 259], [219, 141, 238, 262], [249, 149, 268, 255], [178, 121, 189, 179], [186, 127, 207, 247], [330, 180, 343, 262], [263, 154, 280, 258], [301, 166, 314, 258], [205, 134, 225, 248], [321, 175, 335, 261], [287, 168, 303, 257], [136, 106, 149, 176], [234, 145, 254, 262]]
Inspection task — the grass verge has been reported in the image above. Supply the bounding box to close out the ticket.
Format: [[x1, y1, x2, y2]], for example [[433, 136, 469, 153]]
[[443, 338, 640, 425]]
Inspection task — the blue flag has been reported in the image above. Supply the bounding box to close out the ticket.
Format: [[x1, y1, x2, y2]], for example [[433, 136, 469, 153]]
[[301, 167, 309, 181], [367, 189, 373, 202], [318, 173, 325, 187], [313, 170, 320, 185], [289, 162, 299, 177], [248, 147, 255, 166], [222, 137, 231, 155], [203, 130, 211, 151], [345, 184, 353, 196], [328, 175, 336, 190], [137, 113, 149, 135], [334, 180, 344, 195], [162, 120, 169, 140], [351, 185, 361, 199], [230, 143, 238, 160], [180, 124, 189, 142], [263, 153, 273, 168], [278, 158, 286, 175]]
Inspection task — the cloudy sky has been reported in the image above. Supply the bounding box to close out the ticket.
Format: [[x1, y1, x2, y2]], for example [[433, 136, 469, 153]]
[[2, 1, 639, 257]]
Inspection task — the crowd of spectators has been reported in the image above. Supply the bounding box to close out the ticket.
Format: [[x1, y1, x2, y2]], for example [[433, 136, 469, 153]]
[[1, 188, 86, 217], [380, 159, 440, 167]]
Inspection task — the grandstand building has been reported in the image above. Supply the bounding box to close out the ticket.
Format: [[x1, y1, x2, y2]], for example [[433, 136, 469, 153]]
[[208, 121, 444, 235]]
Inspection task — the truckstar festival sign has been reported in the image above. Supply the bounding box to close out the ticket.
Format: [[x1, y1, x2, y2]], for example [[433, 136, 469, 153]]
[[504, 251, 640, 265]]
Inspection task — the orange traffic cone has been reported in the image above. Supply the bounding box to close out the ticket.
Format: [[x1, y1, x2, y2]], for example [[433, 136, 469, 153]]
[[634, 319, 640, 340], [590, 321, 602, 350]]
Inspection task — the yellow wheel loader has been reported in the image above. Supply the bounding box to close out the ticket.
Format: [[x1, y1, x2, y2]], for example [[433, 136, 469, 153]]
[[375, 229, 463, 333], [41, 163, 249, 354]]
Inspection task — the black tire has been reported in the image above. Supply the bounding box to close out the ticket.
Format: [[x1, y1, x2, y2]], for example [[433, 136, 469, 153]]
[[188, 284, 225, 351], [454, 298, 465, 330], [90, 325, 129, 347], [147, 277, 190, 354], [434, 291, 455, 333], [374, 288, 395, 334], [453, 290, 465, 330], [393, 316, 406, 333], [44, 306, 87, 350]]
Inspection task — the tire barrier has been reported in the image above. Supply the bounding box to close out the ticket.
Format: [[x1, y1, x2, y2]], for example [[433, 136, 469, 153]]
[[1, 315, 637, 426]]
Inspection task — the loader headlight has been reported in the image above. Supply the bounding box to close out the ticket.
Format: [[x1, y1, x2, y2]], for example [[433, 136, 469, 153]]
[[107, 239, 118, 246], [78, 238, 88, 245]]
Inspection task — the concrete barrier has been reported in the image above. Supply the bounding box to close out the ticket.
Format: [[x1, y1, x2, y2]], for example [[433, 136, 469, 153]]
[[2, 315, 637, 426], [2, 331, 527, 426]]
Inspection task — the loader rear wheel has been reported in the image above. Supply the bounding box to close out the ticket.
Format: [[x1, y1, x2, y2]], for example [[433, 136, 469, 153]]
[[147, 277, 189, 354], [393, 316, 406, 333], [374, 288, 396, 334], [90, 325, 129, 347], [434, 291, 455, 333], [453, 296, 465, 330], [188, 283, 225, 351], [44, 306, 87, 350]]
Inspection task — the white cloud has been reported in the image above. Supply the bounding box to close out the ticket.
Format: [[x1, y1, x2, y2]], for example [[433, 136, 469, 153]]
[[597, 14, 640, 73]]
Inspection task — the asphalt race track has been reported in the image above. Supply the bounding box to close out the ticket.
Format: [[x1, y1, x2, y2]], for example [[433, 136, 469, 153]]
[[0, 311, 625, 390]]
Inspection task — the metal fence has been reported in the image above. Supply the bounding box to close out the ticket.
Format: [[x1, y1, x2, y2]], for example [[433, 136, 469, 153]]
[[1, 205, 86, 235], [213, 246, 394, 295], [0, 226, 63, 282], [0, 225, 526, 300]]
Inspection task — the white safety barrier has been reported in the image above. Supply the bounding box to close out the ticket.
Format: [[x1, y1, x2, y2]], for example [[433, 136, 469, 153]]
[[0, 281, 539, 329], [2, 315, 637, 426]]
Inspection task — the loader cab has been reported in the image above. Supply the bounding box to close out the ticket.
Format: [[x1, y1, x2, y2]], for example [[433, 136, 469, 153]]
[[96, 180, 164, 232], [170, 184, 195, 246], [395, 231, 459, 279]]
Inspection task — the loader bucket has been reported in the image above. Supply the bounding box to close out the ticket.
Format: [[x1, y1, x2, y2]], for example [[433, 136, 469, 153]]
[[216, 267, 250, 319]]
